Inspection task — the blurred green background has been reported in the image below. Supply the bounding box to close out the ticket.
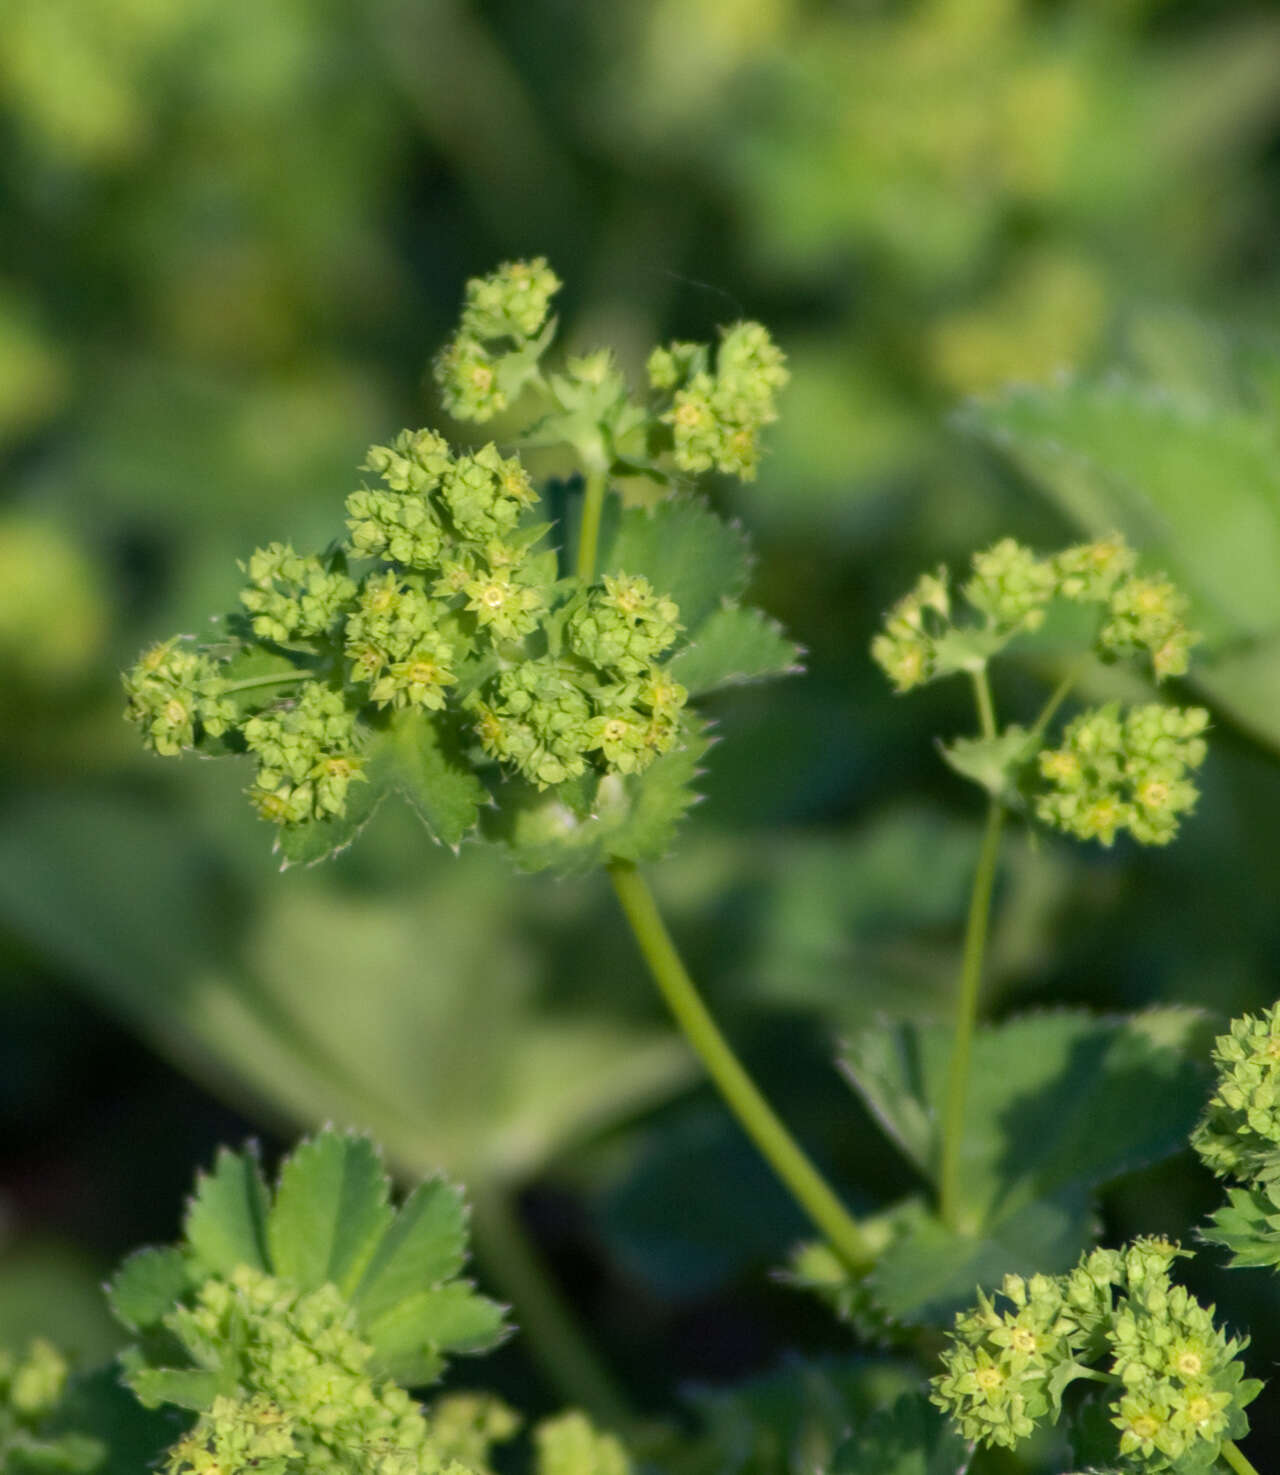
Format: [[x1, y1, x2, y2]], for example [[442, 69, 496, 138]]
[[5, 0, 1280, 1446]]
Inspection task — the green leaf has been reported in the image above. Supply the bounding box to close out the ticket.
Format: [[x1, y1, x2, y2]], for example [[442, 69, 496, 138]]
[[961, 369, 1280, 753], [666, 605, 803, 696], [939, 725, 1036, 803], [597, 496, 751, 630], [833, 1392, 972, 1475], [843, 1009, 1209, 1323], [961, 374, 1280, 645], [864, 1193, 1092, 1327], [485, 716, 709, 874], [123, 1365, 222, 1413], [105, 1248, 192, 1333], [1202, 1184, 1280, 1269], [352, 1177, 468, 1324], [369, 710, 486, 850], [844, 1008, 1208, 1228], [273, 761, 387, 867], [183, 1144, 271, 1277], [364, 1281, 508, 1387], [275, 711, 485, 867], [266, 1130, 395, 1296]]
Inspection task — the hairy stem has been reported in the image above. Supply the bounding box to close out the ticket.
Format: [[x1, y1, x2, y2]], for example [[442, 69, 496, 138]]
[[938, 795, 1005, 1231], [608, 860, 874, 1272], [468, 1182, 637, 1433], [576, 468, 608, 583], [1221, 1440, 1262, 1475]]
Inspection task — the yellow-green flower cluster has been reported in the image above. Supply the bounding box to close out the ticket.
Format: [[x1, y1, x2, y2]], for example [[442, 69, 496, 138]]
[[869, 567, 951, 692], [535, 1412, 631, 1475], [469, 648, 687, 790], [932, 1269, 1080, 1449], [122, 638, 235, 756], [239, 544, 356, 645], [433, 259, 561, 423], [567, 574, 681, 677], [243, 684, 364, 825], [963, 538, 1057, 630], [649, 321, 789, 480], [872, 534, 1199, 697], [468, 574, 687, 789], [426, 1395, 519, 1475], [125, 417, 694, 832], [1035, 702, 1209, 846], [1108, 1274, 1244, 1467], [347, 433, 538, 566], [343, 573, 457, 711], [1100, 572, 1198, 681], [1192, 1004, 1280, 1185], [159, 1267, 454, 1475], [0, 1338, 105, 1473], [933, 1239, 1257, 1471]]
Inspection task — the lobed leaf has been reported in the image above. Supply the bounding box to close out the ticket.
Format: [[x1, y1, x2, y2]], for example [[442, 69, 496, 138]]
[[369, 710, 487, 850], [123, 1364, 222, 1413], [484, 715, 709, 874], [183, 1144, 271, 1277], [844, 1008, 1208, 1227], [666, 604, 803, 696], [960, 374, 1280, 645], [844, 1009, 1209, 1323], [363, 1282, 509, 1387], [266, 1131, 395, 1297], [864, 1193, 1093, 1328], [597, 496, 752, 631], [106, 1248, 192, 1335], [352, 1178, 469, 1324], [1201, 1184, 1280, 1270]]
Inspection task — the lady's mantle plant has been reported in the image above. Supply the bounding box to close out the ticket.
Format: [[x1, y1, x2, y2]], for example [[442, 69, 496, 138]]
[[112, 261, 1280, 1475], [122, 258, 796, 872]]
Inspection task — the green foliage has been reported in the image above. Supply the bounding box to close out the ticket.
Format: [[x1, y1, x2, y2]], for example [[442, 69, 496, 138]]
[[1194, 1004, 1280, 1270], [121, 263, 796, 871], [842, 1010, 1209, 1324], [961, 353, 1280, 754], [111, 1132, 506, 1390]]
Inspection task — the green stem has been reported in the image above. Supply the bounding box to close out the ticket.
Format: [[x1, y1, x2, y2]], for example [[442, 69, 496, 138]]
[[937, 797, 1005, 1231], [576, 468, 608, 583], [467, 1182, 637, 1433], [1028, 656, 1087, 743], [972, 665, 997, 740], [608, 860, 874, 1272], [1221, 1440, 1262, 1475]]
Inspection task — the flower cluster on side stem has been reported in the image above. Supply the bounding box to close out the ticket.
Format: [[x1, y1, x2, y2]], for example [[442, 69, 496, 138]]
[[932, 1238, 1259, 1470], [870, 532, 1207, 847]]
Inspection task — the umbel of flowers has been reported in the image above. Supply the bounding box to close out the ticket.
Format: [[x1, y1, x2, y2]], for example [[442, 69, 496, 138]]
[[871, 533, 1208, 848], [122, 261, 791, 857], [932, 1238, 1259, 1470]]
